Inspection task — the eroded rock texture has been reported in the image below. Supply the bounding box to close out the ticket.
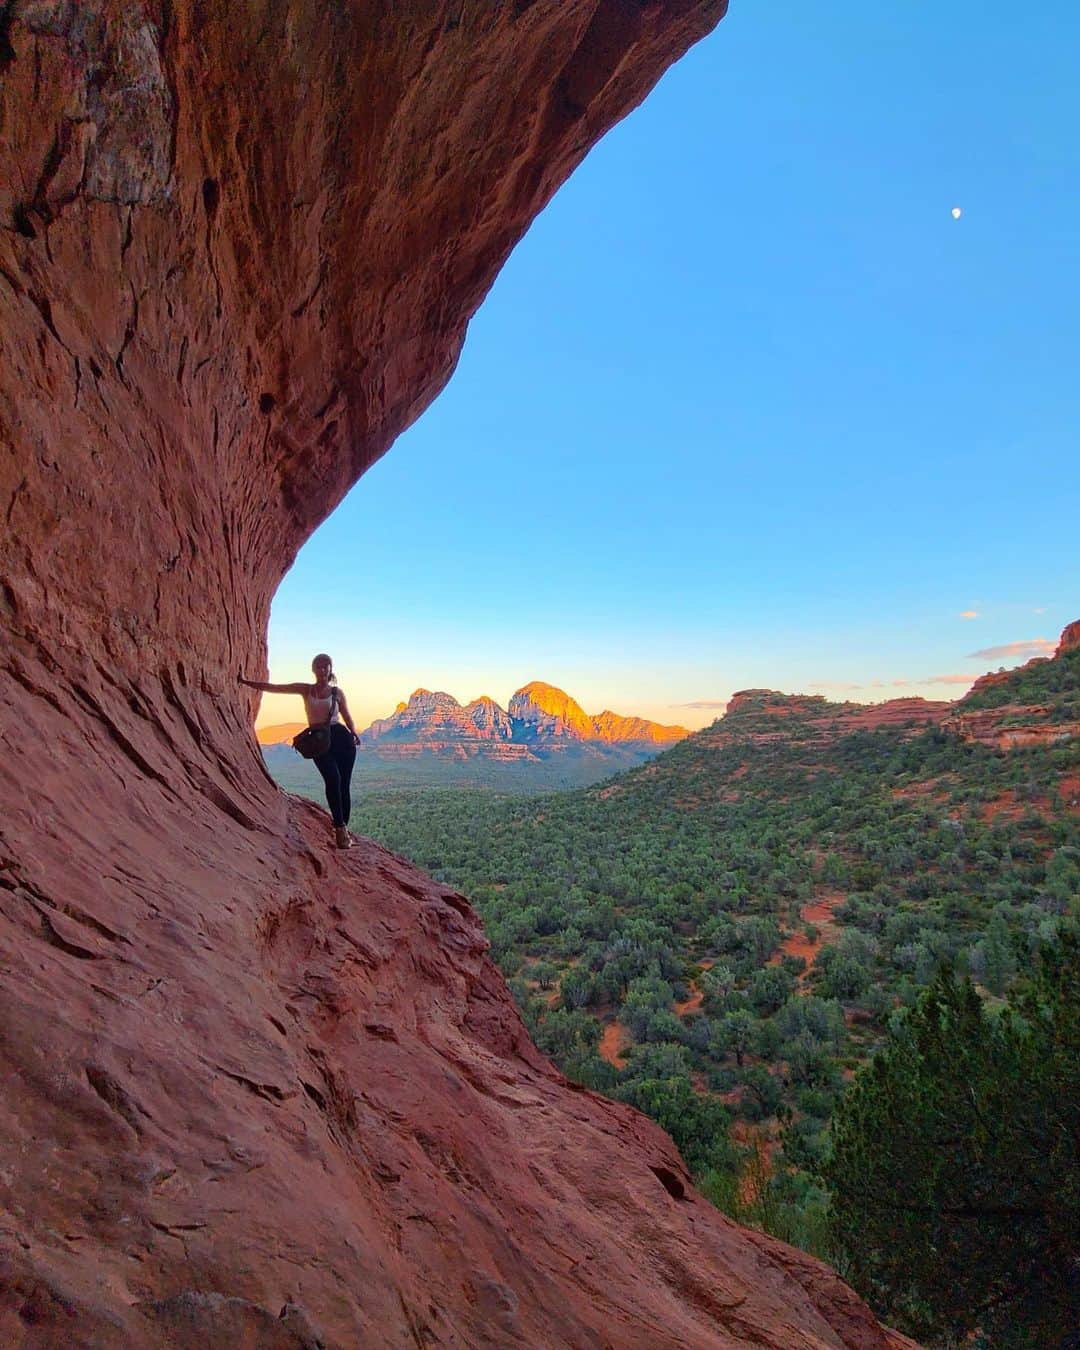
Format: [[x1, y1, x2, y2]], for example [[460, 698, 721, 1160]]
[[1, 3, 910, 1345]]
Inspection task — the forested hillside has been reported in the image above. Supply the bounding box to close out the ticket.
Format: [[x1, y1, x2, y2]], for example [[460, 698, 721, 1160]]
[[269, 639, 1080, 1341], [342, 641, 1080, 1342], [353, 688, 1077, 1136]]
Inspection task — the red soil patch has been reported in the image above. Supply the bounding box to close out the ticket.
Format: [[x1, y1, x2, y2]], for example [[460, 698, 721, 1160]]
[[769, 891, 843, 979], [775, 931, 819, 968], [674, 959, 714, 1018], [673, 960, 714, 1018], [675, 986, 704, 1016], [979, 789, 1026, 824], [891, 777, 950, 803], [801, 895, 841, 928], [598, 1020, 630, 1069], [1058, 774, 1080, 813], [731, 1122, 780, 1209]]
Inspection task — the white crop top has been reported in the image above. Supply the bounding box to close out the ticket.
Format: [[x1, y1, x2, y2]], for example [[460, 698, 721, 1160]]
[[303, 687, 340, 726]]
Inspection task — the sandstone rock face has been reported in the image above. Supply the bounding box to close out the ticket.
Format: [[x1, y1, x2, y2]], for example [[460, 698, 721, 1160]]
[[509, 680, 689, 747], [714, 690, 952, 748], [699, 628, 1079, 759], [464, 694, 514, 740], [360, 681, 688, 759], [591, 708, 691, 744], [941, 623, 1079, 750], [1057, 620, 1080, 655], [0, 1, 909, 1345], [509, 679, 598, 738], [357, 688, 536, 761], [943, 707, 1080, 751], [373, 689, 487, 742]]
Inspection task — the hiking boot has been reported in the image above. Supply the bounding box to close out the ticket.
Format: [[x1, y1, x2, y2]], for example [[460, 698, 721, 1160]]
[[334, 826, 352, 850]]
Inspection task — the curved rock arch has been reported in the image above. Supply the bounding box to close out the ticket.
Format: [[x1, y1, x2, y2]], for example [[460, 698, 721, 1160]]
[[1, 3, 909, 1345]]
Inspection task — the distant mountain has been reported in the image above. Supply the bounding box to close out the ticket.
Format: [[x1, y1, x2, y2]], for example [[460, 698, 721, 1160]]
[[357, 681, 689, 761], [359, 688, 527, 761], [260, 682, 689, 792], [256, 722, 306, 746]]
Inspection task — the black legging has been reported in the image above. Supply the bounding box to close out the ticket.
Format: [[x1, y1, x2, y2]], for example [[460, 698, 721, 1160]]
[[313, 724, 356, 827]]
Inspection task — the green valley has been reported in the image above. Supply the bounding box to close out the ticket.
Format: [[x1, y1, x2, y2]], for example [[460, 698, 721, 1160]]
[[269, 634, 1080, 1343]]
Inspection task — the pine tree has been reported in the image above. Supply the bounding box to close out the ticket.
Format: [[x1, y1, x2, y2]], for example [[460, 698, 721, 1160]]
[[825, 937, 1079, 1343]]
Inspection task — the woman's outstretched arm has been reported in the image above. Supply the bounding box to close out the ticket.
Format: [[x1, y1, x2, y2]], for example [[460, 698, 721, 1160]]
[[239, 676, 311, 695]]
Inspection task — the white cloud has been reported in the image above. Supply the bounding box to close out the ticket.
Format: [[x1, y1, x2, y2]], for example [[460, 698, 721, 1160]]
[[968, 638, 1054, 661]]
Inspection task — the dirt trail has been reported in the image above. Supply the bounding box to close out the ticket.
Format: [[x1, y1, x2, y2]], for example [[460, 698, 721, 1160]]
[[770, 892, 843, 977], [732, 1121, 780, 1210], [598, 1020, 630, 1069], [601, 959, 714, 1072], [674, 959, 714, 1017]]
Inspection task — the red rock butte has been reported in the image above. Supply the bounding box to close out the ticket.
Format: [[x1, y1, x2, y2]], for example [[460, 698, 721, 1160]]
[[1, 3, 910, 1346]]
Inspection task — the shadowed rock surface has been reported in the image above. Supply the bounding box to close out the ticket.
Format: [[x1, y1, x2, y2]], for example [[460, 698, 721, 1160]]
[[1, 2, 914, 1344]]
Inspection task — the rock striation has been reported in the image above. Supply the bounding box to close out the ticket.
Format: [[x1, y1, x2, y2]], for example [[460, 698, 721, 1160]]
[[509, 680, 598, 739], [1057, 620, 1080, 655], [941, 623, 1080, 750], [358, 680, 688, 760], [510, 679, 689, 747], [0, 1, 912, 1345], [465, 694, 515, 741], [688, 624, 1079, 760], [358, 688, 533, 762], [711, 690, 953, 748]]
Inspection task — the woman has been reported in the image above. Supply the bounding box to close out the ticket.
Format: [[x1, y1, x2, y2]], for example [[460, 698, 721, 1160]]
[[241, 654, 360, 849]]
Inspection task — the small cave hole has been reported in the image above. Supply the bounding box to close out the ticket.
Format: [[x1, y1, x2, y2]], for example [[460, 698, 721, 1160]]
[[0, 11, 15, 73], [12, 204, 37, 239], [19, 1299, 42, 1326], [258, 392, 276, 415], [201, 177, 220, 217], [649, 1165, 686, 1201], [301, 1080, 327, 1111]]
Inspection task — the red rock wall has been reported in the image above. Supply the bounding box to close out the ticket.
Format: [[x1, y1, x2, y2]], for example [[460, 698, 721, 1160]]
[[1057, 620, 1080, 655], [1, 3, 911, 1345]]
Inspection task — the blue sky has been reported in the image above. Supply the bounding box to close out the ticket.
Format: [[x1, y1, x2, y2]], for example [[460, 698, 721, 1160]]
[[261, 0, 1079, 732]]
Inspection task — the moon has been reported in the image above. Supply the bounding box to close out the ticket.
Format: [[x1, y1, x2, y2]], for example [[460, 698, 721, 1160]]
[[951, 207, 963, 219]]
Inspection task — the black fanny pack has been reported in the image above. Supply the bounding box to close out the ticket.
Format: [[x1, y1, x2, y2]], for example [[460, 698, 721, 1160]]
[[293, 688, 337, 759]]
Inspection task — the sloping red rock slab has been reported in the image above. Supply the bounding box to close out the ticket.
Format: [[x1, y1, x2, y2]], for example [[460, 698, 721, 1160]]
[[0, 698, 899, 1346]]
